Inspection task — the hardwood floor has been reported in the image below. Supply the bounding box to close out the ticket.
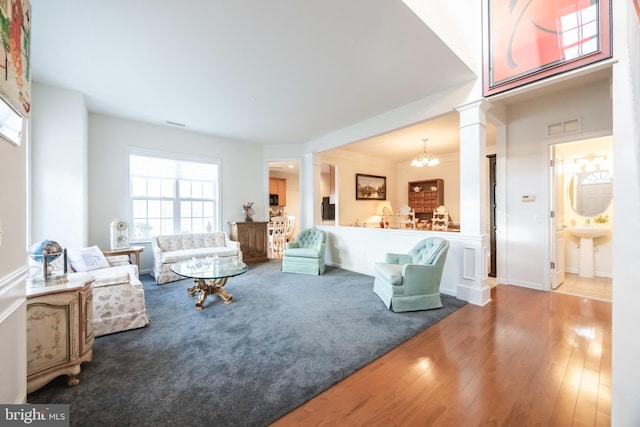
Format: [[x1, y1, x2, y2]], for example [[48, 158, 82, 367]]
[[272, 285, 611, 426]]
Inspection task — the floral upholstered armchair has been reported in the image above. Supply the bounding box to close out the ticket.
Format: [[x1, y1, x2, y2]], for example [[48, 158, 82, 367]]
[[281, 228, 326, 275], [65, 246, 150, 337], [373, 237, 449, 312]]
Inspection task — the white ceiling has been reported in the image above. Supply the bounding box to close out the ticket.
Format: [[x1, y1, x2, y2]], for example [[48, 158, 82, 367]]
[[30, 0, 476, 146]]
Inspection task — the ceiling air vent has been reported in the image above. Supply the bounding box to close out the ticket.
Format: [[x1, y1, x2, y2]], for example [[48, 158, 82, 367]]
[[546, 117, 581, 137]]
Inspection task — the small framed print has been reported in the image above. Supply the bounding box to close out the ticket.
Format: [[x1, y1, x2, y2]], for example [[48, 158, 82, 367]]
[[356, 174, 386, 200]]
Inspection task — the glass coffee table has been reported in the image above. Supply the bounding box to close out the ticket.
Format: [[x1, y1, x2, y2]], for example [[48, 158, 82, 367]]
[[171, 257, 248, 311]]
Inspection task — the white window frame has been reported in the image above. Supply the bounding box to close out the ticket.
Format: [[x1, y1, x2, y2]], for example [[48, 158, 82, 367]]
[[128, 149, 221, 242]]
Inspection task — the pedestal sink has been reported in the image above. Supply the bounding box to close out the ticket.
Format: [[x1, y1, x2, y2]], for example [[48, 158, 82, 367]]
[[567, 226, 611, 278]]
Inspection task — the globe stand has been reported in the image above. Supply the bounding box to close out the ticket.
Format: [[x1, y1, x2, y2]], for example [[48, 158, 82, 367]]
[[30, 248, 68, 283], [43, 248, 68, 281]]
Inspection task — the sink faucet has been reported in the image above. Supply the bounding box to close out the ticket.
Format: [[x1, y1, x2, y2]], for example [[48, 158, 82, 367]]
[[585, 218, 591, 226]]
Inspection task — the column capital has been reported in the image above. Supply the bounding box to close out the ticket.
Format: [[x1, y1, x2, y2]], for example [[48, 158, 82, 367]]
[[455, 99, 493, 128], [455, 98, 493, 113]]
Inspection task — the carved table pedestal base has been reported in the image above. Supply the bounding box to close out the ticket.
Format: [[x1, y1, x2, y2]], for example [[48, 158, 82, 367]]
[[187, 278, 233, 310]]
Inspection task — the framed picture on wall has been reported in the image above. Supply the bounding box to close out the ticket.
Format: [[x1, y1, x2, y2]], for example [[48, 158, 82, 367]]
[[356, 174, 386, 200], [0, 0, 32, 118], [483, 0, 612, 97]]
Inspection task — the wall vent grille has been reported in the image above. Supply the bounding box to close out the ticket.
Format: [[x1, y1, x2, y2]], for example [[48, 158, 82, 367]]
[[546, 117, 581, 137]]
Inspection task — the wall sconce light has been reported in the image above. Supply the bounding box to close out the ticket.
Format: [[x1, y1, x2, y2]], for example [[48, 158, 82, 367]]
[[573, 152, 607, 172]]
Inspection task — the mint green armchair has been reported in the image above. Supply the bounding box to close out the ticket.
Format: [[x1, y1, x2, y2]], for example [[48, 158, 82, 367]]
[[281, 228, 326, 275], [373, 237, 449, 312]]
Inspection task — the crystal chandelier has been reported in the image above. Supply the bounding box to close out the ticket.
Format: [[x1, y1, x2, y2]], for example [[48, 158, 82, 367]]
[[411, 138, 439, 167]]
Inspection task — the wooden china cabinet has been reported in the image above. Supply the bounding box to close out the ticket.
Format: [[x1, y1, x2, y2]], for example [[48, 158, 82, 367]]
[[408, 179, 444, 221]]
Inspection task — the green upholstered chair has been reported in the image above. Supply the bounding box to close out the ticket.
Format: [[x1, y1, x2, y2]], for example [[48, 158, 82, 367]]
[[373, 237, 449, 312], [281, 228, 326, 275]]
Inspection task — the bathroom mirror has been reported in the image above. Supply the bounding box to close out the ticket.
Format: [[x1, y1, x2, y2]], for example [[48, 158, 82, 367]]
[[569, 170, 613, 217]]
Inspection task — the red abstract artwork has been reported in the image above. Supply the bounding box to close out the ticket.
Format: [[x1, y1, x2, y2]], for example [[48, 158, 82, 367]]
[[484, 0, 611, 96], [0, 0, 31, 117]]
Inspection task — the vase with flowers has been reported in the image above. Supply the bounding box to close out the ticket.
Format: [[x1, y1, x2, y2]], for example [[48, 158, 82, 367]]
[[593, 214, 609, 226], [243, 202, 255, 222]]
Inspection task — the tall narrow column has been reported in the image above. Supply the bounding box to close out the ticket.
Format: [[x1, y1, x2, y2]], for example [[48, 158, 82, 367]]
[[300, 152, 321, 229], [455, 100, 492, 306], [458, 100, 490, 235]]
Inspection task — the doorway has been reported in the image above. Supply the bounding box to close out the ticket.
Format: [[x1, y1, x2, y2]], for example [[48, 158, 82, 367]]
[[549, 137, 613, 302], [487, 154, 496, 278], [268, 160, 301, 259], [320, 162, 336, 225]]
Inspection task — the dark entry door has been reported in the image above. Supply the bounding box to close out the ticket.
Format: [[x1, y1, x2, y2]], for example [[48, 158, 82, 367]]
[[488, 154, 496, 277]]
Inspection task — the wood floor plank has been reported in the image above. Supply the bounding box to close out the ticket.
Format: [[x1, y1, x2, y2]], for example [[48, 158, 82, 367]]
[[597, 383, 612, 425], [271, 285, 611, 427]]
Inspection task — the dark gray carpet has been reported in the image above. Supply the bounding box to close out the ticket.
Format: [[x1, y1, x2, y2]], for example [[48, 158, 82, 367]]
[[28, 260, 466, 426]]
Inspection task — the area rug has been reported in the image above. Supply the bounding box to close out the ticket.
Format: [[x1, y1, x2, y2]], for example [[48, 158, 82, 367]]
[[28, 260, 466, 426]]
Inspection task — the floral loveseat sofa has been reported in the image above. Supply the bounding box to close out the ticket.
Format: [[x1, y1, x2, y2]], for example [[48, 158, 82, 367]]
[[66, 246, 150, 337], [151, 232, 243, 284]]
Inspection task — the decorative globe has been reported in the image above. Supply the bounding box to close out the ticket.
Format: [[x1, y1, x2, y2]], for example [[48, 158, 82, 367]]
[[29, 239, 63, 263]]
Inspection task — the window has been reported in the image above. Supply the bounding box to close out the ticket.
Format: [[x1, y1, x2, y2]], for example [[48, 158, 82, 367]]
[[560, 4, 598, 60], [129, 153, 219, 241], [0, 97, 23, 145]]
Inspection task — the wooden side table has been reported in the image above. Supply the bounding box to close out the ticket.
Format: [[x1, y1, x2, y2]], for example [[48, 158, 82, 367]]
[[27, 272, 95, 393], [102, 245, 144, 271]]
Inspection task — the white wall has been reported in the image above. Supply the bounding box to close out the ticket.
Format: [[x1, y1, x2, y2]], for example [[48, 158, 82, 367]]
[[502, 79, 612, 290], [0, 125, 28, 276], [612, 0, 640, 424], [30, 83, 88, 247], [88, 114, 264, 272], [320, 171, 330, 197], [0, 106, 28, 403]]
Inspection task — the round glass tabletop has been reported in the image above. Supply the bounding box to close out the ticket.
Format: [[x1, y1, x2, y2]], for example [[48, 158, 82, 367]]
[[171, 256, 248, 280]]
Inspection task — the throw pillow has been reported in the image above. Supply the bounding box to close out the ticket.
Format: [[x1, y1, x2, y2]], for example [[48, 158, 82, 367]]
[[67, 245, 110, 272]]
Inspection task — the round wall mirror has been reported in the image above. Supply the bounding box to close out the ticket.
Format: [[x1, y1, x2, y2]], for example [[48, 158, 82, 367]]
[[569, 170, 613, 217]]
